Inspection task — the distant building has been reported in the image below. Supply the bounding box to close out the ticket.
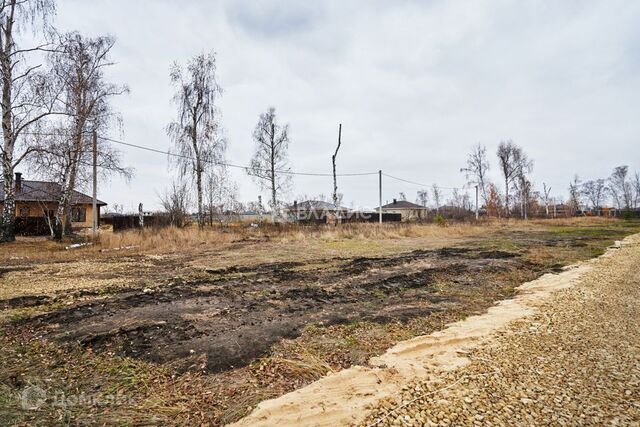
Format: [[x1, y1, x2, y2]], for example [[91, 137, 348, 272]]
[[379, 199, 428, 221], [285, 200, 350, 224], [0, 173, 106, 235]]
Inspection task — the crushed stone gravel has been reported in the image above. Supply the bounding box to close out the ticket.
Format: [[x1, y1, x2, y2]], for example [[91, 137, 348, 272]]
[[361, 236, 640, 427]]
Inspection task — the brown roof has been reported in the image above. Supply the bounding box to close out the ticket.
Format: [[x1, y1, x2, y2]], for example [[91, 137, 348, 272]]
[[0, 180, 106, 206], [381, 200, 427, 209]]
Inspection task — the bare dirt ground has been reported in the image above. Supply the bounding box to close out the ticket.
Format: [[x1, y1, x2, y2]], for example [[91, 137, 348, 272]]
[[361, 233, 640, 427], [0, 219, 638, 425]]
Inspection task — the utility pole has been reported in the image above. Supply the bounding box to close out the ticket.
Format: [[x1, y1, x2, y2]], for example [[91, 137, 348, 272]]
[[92, 130, 98, 235], [378, 170, 383, 224], [475, 185, 479, 220]]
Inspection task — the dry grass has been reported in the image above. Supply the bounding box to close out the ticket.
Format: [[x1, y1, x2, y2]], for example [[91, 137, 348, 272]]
[[96, 225, 237, 252], [0, 217, 626, 264]]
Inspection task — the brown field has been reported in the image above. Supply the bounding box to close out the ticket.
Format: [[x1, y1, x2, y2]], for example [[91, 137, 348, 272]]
[[1, 218, 639, 426]]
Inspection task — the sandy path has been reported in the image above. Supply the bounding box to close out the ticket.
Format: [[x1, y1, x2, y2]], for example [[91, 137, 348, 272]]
[[229, 236, 638, 427]]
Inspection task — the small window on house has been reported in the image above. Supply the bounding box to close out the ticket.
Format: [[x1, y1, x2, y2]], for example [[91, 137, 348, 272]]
[[19, 207, 30, 217], [71, 207, 86, 223]]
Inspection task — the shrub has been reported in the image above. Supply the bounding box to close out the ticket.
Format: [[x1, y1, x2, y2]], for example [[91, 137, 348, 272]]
[[434, 215, 448, 227]]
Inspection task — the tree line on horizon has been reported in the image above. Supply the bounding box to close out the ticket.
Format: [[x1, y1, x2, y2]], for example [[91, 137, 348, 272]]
[[449, 142, 640, 219]]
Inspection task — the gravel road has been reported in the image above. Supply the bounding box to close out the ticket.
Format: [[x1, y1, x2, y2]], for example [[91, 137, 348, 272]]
[[361, 234, 640, 427]]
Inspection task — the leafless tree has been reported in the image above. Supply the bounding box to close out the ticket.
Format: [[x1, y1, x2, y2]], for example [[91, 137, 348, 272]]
[[542, 183, 552, 217], [581, 179, 607, 214], [496, 140, 533, 217], [0, 0, 58, 242], [431, 184, 441, 214], [159, 180, 191, 227], [204, 165, 238, 224], [36, 198, 54, 237], [632, 172, 640, 209], [609, 166, 633, 210], [398, 192, 407, 201], [32, 33, 130, 239], [248, 107, 291, 221], [567, 175, 582, 215], [416, 189, 429, 207], [460, 143, 490, 205], [515, 176, 533, 219], [167, 51, 225, 229]]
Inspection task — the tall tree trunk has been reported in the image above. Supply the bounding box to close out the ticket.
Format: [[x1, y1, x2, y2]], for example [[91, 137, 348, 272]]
[[0, 5, 16, 242], [1, 163, 15, 241], [192, 121, 203, 229], [504, 177, 510, 218], [270, 123, 277, 222], [196, 160, 203, 229], [54, 164, 72, 239]]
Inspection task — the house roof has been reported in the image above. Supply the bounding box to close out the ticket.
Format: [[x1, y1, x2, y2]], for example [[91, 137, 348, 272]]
[[0, 180, 106, 206], [286, 200, 349, 211], [381, 200, 427, 210]]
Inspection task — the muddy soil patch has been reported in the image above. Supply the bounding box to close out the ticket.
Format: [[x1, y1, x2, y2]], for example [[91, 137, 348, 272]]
[[19, 247, 535, 374]]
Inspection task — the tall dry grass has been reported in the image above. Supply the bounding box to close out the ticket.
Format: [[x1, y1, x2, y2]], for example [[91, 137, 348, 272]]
[[96, 225, 238, 252], [2, 216, 626, 262], [95, 221, 489, 252]]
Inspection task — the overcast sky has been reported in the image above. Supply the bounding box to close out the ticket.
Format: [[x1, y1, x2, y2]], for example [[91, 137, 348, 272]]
[[40, 0, 640, 211]]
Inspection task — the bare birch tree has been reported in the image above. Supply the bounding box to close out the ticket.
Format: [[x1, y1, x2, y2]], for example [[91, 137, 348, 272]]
[[632, 172, 640, 209], [496, 140, 532, 217], [33, 33, 129, 239], [460, 143, 490, 205], [581, 179, 607, 214], [542, 183, 552, 217], [167, 51, 225, 229], [0, 0, 58, 242], [248, 107, 291, 221]]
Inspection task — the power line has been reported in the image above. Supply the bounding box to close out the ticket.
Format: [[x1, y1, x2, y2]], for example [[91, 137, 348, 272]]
[[99, 135, 378, 177], [22, 130, 466, 189], [22, 130, 377, 177], [382, 172, 464, 191]]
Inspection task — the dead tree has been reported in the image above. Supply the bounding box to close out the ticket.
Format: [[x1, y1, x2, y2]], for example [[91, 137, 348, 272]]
[[332, 123, 341, 210], [0, 0, 57, 242], [496, 140, 533, 217], [167, 51, 226, 229], [248, 107, 291, 221]]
